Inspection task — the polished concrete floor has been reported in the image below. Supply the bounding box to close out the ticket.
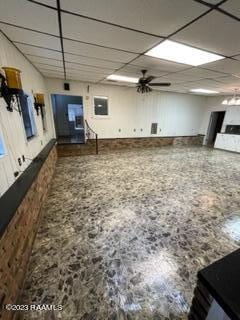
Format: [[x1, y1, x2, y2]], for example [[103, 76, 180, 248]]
[[21, 146, 240, 319]]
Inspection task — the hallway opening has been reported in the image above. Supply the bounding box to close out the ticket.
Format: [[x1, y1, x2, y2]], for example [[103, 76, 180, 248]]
[[51, 94, 84, 144], [205, 111, 226, 147]]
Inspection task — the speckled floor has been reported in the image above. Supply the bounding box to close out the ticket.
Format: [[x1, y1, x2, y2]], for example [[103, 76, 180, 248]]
[[21, 146, 240, 320]]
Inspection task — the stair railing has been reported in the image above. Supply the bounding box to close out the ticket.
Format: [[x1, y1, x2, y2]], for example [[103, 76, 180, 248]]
[[85, 120, 98, 154]]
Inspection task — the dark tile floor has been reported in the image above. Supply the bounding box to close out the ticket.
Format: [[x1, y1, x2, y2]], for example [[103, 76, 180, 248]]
[[21, 146, 240, 319]]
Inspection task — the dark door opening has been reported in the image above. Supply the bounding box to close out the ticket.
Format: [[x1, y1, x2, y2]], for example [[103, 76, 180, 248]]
[[51, 94, 85, 144], [206, 111, 226, 147]]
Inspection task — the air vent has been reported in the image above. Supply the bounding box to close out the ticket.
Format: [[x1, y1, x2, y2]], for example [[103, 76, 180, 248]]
[[151, 123, 158, 134]]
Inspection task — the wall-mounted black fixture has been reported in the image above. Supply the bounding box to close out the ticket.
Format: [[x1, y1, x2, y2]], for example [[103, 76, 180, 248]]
[[64, 82, 70, 91], [0, 67, 23, 113], [34, 93, 45, 115]]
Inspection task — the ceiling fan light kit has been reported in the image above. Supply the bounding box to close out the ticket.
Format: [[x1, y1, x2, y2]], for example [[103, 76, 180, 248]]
[[222, 90, 240, 106], [136, 70, 171, 94], [106, 70, 171, 94]]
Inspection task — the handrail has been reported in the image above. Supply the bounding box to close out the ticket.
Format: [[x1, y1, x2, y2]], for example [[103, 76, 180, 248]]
[[85, 120, 98, 154], [85, 120, 97, 136]]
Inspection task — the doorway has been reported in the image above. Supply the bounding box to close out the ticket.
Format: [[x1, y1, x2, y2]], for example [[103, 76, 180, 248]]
[[205, 111, 226, 147], [51, 94, 85, 144]]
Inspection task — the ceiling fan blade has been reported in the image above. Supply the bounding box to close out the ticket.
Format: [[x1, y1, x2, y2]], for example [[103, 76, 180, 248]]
[[145, 75, 155, 83], [149, 82, 171, 86]]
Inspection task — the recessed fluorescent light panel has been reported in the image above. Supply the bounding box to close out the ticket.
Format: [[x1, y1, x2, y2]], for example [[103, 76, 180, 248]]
[[107, 74, 139, 83], [145, 40, 224, 66], [190, 88, 219, 94]]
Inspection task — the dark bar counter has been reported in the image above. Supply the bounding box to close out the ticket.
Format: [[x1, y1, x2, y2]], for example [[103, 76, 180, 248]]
[[189, 249, 240, 320]]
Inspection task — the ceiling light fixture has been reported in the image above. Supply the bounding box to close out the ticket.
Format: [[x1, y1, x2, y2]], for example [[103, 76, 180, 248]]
[[222, 89, 240, 106], [190, 88, 219, 94], [107, 74, 139, 83], [145, 40, 224, 66]]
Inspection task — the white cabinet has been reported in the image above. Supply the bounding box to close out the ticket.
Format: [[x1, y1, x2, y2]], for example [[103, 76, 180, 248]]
[[215, 133, 240, 153]]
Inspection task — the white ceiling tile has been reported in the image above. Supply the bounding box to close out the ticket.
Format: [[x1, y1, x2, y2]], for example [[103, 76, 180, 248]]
[[61, 0, 207, 36], [34, 62, 63, 70], [130, 56, 190, 73], [182, 78, 226, 91], [64, 53, 123, 69], [37, 65, 64, 73], [101, 80, 136, 87], [0, 0, 58, 35], [156, 73, 203, 84], [67, 73, 102, 80], [213, 75, 240, 85], [179, 67, 227, 79], [153, 85, 189, 93], [220, 0, 240, 18], [114, 67, 167, 79], [172, 11, 240, 56], [214, 84, 240, 92], [40, 68, 64, 74], [66, 68, 109, 78], [189, 78, 225, 87], [15, 43, 62, 60], [203, 58, 240, 76], [27, 55, 63, 67], [42, 72, 65, 79], [116, 64, 146, 74], [186, 82, 232, 94], [63, 39, 137, 63], [119, 64, 169, 76], [62, 12, 161, 53], [36, 0, 57, 7], [65, 62, 114, 74], [66, 75, 100, 82], [0, 24, 61, 50], [66, 70, 105, 78]]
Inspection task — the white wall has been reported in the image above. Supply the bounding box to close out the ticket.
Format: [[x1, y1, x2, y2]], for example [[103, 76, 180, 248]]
[[200, 96, 240, 152], [46, 78, 206, 139], [0, 32, 55, 196]]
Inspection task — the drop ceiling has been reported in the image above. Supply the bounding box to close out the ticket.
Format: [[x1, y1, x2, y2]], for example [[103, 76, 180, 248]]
[[0, 0, 240, 95]]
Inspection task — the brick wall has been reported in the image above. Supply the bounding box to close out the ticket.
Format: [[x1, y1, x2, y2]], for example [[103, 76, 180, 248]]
[[57, 135, 204, 157], [173, 135, 204, 146], [0, 146, 57, 320]]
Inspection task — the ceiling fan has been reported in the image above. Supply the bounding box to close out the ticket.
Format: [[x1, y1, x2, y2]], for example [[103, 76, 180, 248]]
[[137, 70, 171, 93]]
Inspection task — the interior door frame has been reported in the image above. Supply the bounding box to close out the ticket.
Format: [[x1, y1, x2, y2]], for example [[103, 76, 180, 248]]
[[205, 111, 225, 146], [50, 93, 85, 143]]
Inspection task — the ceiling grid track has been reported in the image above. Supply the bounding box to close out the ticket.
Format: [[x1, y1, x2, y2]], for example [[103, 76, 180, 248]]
[[1, 0, 240, 92], [56, 0, 66, 80]]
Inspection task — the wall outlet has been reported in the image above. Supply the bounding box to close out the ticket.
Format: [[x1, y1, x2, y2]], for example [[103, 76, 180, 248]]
[[18, 158, 22, 166]]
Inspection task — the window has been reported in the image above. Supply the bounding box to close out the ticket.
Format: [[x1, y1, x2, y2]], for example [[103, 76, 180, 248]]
[[94, 96, 108, 116], [0, 135, 6, 157], [68, 104, 83, 129], [20, 94, 37, 139]]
